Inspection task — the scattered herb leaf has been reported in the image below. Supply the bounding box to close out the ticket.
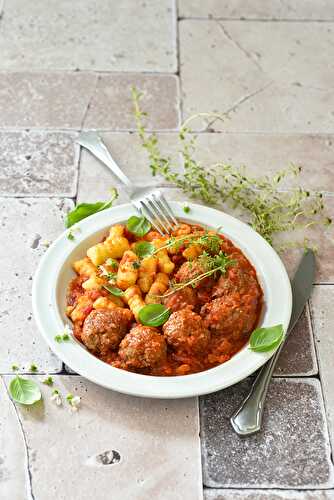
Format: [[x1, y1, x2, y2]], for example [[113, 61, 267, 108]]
[[249, 324, 284, 352], [65, 188, 118, 228], [103, 285, 124, 297], [9, 376, 42, 405], [67, 230, 75, 241], [30, 363, 38, 373], [134, 241, 155, 259], [126, 215, 151, 237], [42, 376, 54, 386], [132, 261, 141, 269], [54, 333, 71, 343], [138, 304, 171, 327], [11, 364, 19, 372], [183, 205, 190, 214]]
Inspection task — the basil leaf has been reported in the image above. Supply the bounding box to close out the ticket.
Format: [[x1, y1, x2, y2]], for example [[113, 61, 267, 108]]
[[134, 241, 155, 259], [126, 216, 151, 237], [103, 285, 124, 297], [65, 188, 118, 228], [9, 376, 42, 405], [138, 304, 171, 327], [249, 324, 284, 352]]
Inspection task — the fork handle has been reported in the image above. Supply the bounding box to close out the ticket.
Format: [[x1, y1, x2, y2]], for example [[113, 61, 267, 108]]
[[77, 132, 133, 189]]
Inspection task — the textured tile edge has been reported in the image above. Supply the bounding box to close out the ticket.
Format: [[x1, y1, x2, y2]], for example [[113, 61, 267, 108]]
[[202, 378, 334, 490]]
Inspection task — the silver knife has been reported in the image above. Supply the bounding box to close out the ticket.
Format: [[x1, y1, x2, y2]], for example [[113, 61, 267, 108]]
[[230, 249, 315, 436]]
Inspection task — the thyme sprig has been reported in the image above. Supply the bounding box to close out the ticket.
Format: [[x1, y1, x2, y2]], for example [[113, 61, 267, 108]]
[[132, 88, 331, 249], [159, 251, 234, 298], [153, 232, 221, 255]]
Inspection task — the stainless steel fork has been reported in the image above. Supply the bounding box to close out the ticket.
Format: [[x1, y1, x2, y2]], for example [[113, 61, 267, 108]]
[[76, 131, 178, 235]]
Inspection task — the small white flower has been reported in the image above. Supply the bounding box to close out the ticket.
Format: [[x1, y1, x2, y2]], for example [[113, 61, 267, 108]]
[[67, 394, 81, 412], [50, 391, 62, 406]]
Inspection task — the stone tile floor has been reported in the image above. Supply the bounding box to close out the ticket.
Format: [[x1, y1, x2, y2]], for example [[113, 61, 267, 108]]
[[0, 1, 333, 499]]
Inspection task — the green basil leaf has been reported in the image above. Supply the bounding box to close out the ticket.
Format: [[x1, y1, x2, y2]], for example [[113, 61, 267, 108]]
[[65, 188, 118, 228], [249, 324, 284, 352], [103, 285, 124, 297], [134, 241, 155, 259], [126, 216, 151, 237], [9, 376, 42, 405], [138, 304, 171, 327]]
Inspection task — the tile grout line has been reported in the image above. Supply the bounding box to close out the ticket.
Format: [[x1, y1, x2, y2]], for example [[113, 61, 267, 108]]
[[174, 0, 184, 124], [2, 377, 36, 500], [178, 17, 334, 23], [308, 297, 334, 465]]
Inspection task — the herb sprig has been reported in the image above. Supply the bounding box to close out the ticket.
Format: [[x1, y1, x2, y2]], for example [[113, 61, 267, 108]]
[[161, 250, 234, 297], [132, 88, 331, 249]]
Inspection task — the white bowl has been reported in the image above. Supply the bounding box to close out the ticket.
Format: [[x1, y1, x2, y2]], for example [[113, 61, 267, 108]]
[[32, 202, 292, 399]]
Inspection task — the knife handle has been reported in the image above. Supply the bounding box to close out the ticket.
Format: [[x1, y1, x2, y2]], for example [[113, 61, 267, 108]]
[[230, 342, 283, 435]]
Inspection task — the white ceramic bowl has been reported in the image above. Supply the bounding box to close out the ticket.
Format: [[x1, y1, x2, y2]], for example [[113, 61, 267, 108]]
[[32, 202, 292, 399]]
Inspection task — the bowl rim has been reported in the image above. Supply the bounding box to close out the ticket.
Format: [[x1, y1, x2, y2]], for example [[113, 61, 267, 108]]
[[32, 201, 292, 399]]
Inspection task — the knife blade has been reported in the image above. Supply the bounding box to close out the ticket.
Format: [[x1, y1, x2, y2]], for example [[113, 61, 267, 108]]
[[230, 249, 316, 436]]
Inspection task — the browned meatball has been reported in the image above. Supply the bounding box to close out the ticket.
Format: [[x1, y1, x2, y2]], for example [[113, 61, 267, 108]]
[[212, 265, 260, 299], [82, 308, 133, 355], [201, 293, 259, 340], [163, 286, 197, 312], [163, 308, 210, 354], [174, 261, 205, 287], [118, 325, 167, 369]]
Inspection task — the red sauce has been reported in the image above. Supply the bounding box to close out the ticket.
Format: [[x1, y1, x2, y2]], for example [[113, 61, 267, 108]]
[[66, 223, 263, 376]]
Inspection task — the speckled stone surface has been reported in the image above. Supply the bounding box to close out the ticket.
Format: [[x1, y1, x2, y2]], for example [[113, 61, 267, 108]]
[[274, 306, 317, 376], [84, 74, 180, 130], [0, 0, 176, 72], [200, 378, 334, 488], [310, 286, 334, 452], [0, 377, 27, 499], [180, 20, 334, 132], [0, 131, 79, 196], [204, 489, 334, 499], [179, 0, 334, 20], [0, 72, 96, 129], [0, 198, 73, 373], [1, 375, 202, 500]]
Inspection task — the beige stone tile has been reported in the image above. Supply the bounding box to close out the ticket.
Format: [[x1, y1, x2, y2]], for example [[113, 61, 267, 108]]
[[77, 131, 334, 197], [0, 377, 27, 499], [180, 20, 334, 132], [2, 375, 202, 500], [0, 0, 176, 72], [179, 0, 334, 20], [0, 198, 73, 373], [0, 131, 79, 196], [178, 133, 334, 193], [310, 286, 334, 452], [0, 72, 96, 129], [84, 74, 180, 130], [77, 132, 179, 203], [0, 72, 179, 130], [204, 488, 334, 499]]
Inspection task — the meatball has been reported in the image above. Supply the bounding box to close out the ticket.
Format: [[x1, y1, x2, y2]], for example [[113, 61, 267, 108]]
[[82, 308, 133, 355], [212, 265, 260, 299], [201, 293, 259, 340], [163, 308, 210, 354], [163, 286, 197, 312], [174, 261, 205, 287], [118, 325, 167, 369]]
